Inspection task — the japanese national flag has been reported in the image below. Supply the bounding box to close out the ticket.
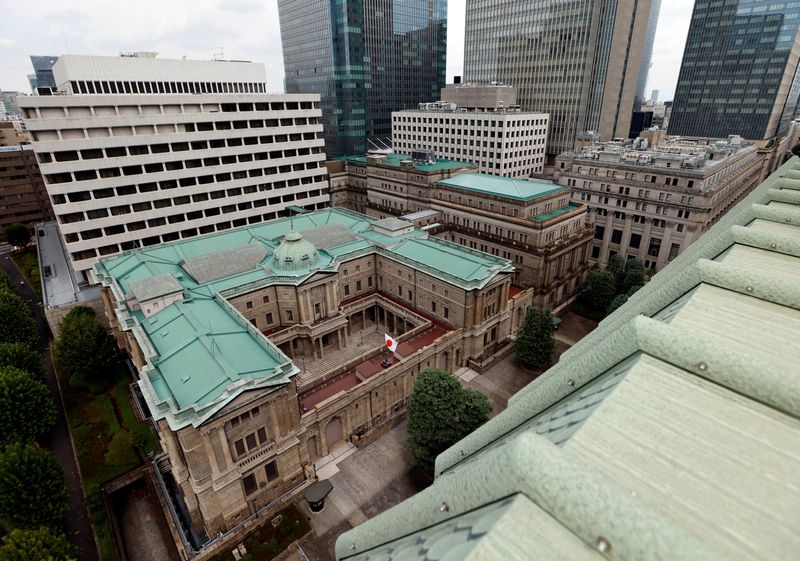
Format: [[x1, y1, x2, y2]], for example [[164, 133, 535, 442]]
[[384, 333, 398, 352]]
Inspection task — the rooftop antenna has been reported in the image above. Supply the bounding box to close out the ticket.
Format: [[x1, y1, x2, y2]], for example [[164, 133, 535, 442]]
[[60, 25, 71, 53]]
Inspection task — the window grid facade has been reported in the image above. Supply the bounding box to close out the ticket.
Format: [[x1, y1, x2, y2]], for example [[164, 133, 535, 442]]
[[392, 110, 549, 178]]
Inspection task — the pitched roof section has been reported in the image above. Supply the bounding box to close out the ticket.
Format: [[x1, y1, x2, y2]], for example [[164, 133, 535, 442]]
[[128, 273, 182, 302], [92, 208, 515, 430], [435, 173, 567, 202], [335, 157, 800, 560]]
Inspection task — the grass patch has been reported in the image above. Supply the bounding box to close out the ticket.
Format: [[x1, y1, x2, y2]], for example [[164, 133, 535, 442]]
[[208, 504, 311, 561], [59, 358, 161, 560], [11, 247, 42, 302], [571, 300, 607, 322]]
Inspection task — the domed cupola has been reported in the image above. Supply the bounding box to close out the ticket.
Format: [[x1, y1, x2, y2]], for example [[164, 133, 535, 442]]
[[271, 231, 320, 271]]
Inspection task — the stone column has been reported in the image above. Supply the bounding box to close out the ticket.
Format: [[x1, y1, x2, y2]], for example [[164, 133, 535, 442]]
[[202, 432, 220, 478], [269, 401, 281, 439], [216, 428, 233, 468]]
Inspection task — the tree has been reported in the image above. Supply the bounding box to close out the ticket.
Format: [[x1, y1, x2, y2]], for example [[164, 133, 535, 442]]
[[0, 342, 43, 380], [3, 223, 30, 248], [513, 307, 556, 369], [0, 444, 67, 529], [407, 369, 491, 473], [607, 294, 629, 315], [0, 366, 56, 447], [621, 259, 646, 294], [579, 269, 616, 312], [0, 527, 78, 561], [0, 289, 38, 347], [54, 307, 116, 389], [0, 270, 15, 293]]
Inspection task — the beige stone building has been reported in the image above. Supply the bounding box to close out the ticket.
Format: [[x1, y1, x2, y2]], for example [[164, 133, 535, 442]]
[[554, 135, 763, 269], [328, 153, 592, 310], [92, 208, 533, 554]]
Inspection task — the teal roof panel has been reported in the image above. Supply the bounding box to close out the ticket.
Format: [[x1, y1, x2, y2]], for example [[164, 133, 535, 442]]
[[92, 208, 513, 429], [338, 153, 475, 172], [435, 173, 568, 202]]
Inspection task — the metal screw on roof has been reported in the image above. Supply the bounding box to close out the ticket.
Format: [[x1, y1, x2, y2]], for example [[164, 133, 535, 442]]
[[785, 218, 792, 223], [568, 379, 576, 387], [745, 285, 754, 293], [770, 243, 778, 249], [698, 362, 708, 372], [440, 502, 450, 512], [596, 537, 611, 553], [350, 543, 356, 551]]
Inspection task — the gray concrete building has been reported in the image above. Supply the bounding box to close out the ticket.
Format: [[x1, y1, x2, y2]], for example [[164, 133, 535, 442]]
[[392, 84, 549, 178], [555, 136, 762, 270], [19, 54, 329, 279]]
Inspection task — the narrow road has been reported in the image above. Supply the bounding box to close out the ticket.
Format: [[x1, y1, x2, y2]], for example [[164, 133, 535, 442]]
[[1, 251, 100, 561]]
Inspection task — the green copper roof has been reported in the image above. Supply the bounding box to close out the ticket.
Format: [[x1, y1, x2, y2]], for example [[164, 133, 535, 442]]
[[532, 203, 582, 221], [336, 158, 800, 560], [338, 153, 475, 172], [92, 208, 514, 430], [435, 173, 568, 202]]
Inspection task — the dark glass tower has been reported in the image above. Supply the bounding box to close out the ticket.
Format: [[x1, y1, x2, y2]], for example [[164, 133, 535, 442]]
[[670, 1, 800, 140], [278, 0, 447, 157], [28, 55, 59, 92]]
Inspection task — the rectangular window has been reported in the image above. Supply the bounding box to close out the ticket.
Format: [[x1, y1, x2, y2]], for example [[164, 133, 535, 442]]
[[344, 284, 350, 296], [265, 461, 278, 482], [648, 238, 662, 258], [594, 226, 605, 240], [265, 312, 273, 325], [246, 301, 253, 310], [243, 474, 257, 495], [245, 433, 257, 449], [668, 243, 680, 261], [234, 439, 246, 457], [257, 427, 267, 445], [629, 233, 642, 249], [286, 310, 293, 321], [611, 229, 622, 244]]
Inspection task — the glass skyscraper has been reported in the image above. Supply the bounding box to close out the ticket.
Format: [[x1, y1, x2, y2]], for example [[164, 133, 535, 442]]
[[669, 0, 800, 140], [464, 0, 656, 160], [278, 0, 447, 157], [636, 0, 662, 104], [28, 55, 59, 92]]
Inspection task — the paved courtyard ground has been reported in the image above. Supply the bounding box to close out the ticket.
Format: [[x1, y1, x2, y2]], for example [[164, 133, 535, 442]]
[[295, 421, 428, 561]]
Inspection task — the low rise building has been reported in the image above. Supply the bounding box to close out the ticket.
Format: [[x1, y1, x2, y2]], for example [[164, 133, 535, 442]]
[[555, 136, 762, 270], [328, 152, 592, 309], [392, 84, 548, 178], [0, 145, 53, 229], [92, 208, 534, 550]]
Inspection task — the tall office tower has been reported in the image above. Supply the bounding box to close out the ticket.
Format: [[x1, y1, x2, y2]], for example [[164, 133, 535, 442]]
[[19, 54, 329, 279], [28, 56, 58, 92], [278, 0, 447, 157], [670, 1, 800, 140], [463, 0, 656, 162], [0, 145, 54, 229], [635, 0, 662, 105], [651, 89, 660, 103]]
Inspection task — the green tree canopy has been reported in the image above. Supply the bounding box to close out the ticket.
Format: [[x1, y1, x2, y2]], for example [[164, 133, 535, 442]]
[[579, 269, 616, 312], [54, 307, 116, 388], [3, 223, 30, 248], [513, 307, 556, 369], [0, 366, 56, 447], [407, 369, 491, 473], [607, 294, 629, 315], [0, 527, 78, 561], [0, 342, 43, 380], [0, 289, 38, 347], [0, 444, 67, 529], [0, 270, 15, 293]]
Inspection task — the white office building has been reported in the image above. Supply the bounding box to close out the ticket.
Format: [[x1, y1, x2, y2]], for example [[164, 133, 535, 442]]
[[391, 85, 548, 178], [19, 54, 329, 278]]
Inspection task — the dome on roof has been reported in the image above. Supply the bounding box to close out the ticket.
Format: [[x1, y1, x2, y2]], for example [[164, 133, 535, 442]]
[[271, 231, 320, 271]]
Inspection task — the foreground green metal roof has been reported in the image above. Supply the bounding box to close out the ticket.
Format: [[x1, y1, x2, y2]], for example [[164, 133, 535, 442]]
[[335, 158, 800, 560], [338, 153, 475, 172], [92, 209, 514, 429], [435, 173, 568, 202]]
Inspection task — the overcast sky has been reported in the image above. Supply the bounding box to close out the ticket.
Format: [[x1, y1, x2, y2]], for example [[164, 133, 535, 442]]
[[0, 0, 693, 101]]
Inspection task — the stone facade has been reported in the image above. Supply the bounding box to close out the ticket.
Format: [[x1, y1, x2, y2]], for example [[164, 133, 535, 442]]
[[96, 209, 534, 547], [554, 136, 763, 269], [328, 156, 592, 310]]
